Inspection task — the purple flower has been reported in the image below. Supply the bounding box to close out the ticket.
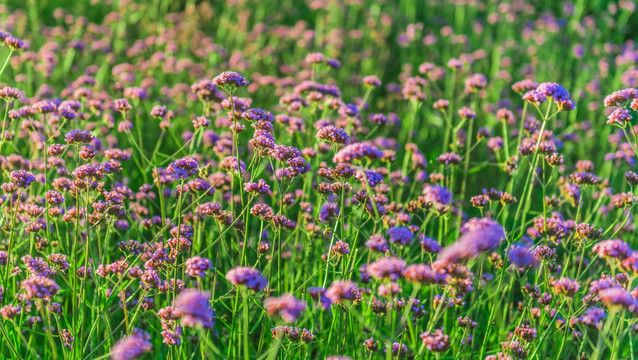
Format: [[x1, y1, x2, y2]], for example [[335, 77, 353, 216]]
[[22, 276, 60, 299], [168, 157, 199, 180], [185, 256, 212, 278], [65, 129, 94, 145], [174, 289, 215, 328], [316, 125, 350, 144], [436, 152, 462, 165], [420, 236, 441, 253], [365, 234, 388, 253], [577, 307, 606, 329], [10, 170, 35, 188], [592, 239, 631, 260], [403, 264, 447, 284], [422, 184, 453, 209], [333, 142, 383, 163], [366, 257, 406, 281], [213, 71, 249, 88], [264, 294, 306, 323], [420, 328, 450, 352], [607, 108, 632, 126], [598, 287, 637, 312], [604, 88, 638, 107], [110, 329, 152, 360], [324, 280, 360, 305], [438, 218, 506, 263], [113, 98, 132, 112], [226, 266, 268, 291], [244, 179, 271, 195], [507, 244, 538, 269], [387, 227, 413, 246], [319, 202, 339, 223]]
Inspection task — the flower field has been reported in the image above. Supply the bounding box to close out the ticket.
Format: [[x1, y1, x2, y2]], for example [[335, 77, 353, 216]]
[[0, 1, 637, 359]]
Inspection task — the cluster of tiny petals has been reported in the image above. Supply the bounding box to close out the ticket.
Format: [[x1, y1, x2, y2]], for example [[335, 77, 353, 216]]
[[316, 125, 350, 144], [264, 294, 306, 323], [225, 266, 267, 291], [213, 71, 249, 88], [522, 82, 575, 110], [604, 88, 638, 107]]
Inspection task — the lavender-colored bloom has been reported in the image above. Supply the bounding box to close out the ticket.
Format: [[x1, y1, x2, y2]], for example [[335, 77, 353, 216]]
[[387, 227, 413, 245], [213, 71, 249, 88], [10, 170, 35, 188], [420, 328, 450, 352], [185, 256, 212, 278], [226, 266, 268, 291], [113, 98, 132, 112], [365, 234, 388, 253], [523, 82, 574, 111], [325, 280, 360, 305], [356, 169, 384, 187], [436, 152, 462, 165], [319, 202, 339, 223], [551, 277, 580, 297], [438, 218, 506, 263], [22, 276, 60, 299], [330, 240, 350, 256], [363, 75, 381, 87], [65, 129, 94, 145], [508, 244, 538, 269], [607, 108, 632, 126], [458, 106, 476, 119], [577, 307, 606, 329], [5, 36, 25, 50], [333, 142, 383, 163], [110, 329, 152, 360], [592, 239, 631, 260], [316, 125, 350, 144], [598, 287, 637, 312], [174, 289, 215, 328], [264, 294, 306, 323], [421, 236, 442, 253], [422, 184, 453, 208], [512, 79, 538, 93], [244, 179, 271, 195], [367, 257, 406, 281], [168, 157, 198, 179], [604, 88, 638, 107], [403, 264, 447, 284]]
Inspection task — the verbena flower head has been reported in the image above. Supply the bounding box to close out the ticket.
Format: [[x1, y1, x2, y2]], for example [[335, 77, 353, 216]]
[[10, 170, 35, 188], [168, 157, 199, 180], [110, 329, 152, 360], [592, 239, 631, 260], [438, 218, 506, 263], [366, 257, 406, 280], [174, 289, 215, 328], [22, 276, 60, 299], [420, 328, 450, 352], [604, 88, 638, 107], [386, 227, 413, 246], [65, 129, 94, 144], [264, 294, 306, 323], [226, 266, 267, 291], [184, 256, 212, 278], [213, 71, 249, 89], [607, 108, 632, 126], [522, 82, 575, 110], [316, 125, 350, 144], [325, 280, 360, 305]]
